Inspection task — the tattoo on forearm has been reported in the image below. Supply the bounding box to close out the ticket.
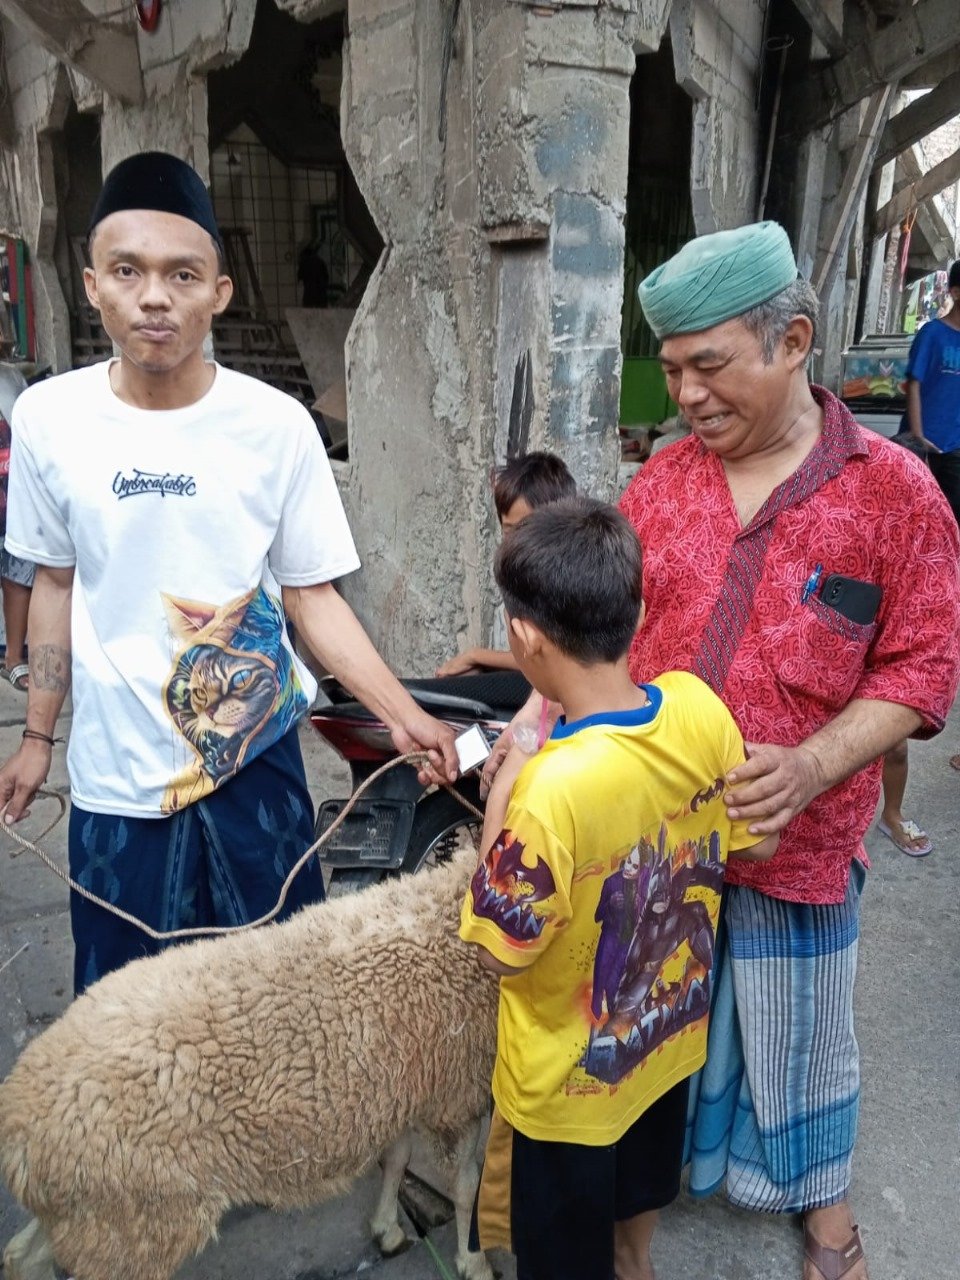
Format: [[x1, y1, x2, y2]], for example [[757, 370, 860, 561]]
[[30, 645, 72, 693]]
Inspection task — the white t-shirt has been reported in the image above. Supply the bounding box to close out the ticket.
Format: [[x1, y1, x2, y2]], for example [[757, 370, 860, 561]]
[[6, 361, 360, 818]]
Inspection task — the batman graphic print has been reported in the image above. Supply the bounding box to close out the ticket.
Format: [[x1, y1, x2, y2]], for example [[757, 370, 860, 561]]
[[459, 672, 762, 1146]]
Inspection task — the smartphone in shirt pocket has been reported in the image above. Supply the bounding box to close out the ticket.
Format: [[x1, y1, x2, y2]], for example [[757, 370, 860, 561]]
[[818, 574, 882, 626]]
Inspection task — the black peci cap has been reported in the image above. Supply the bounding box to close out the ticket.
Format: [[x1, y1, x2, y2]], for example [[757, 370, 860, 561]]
[[88, 151, 223, 252]]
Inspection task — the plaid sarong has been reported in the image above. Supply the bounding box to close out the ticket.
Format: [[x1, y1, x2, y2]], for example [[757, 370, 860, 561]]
[[684, 863, 864, 1212]]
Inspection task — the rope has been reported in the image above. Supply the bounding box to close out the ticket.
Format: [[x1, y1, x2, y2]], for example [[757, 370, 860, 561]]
[[0, 757, 483, 943]]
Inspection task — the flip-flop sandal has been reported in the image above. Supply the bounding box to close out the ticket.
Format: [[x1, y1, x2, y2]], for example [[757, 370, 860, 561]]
[[804, 1223, 865, 1279], [877, 818, 932, 857], [0, 663, 29, 693]]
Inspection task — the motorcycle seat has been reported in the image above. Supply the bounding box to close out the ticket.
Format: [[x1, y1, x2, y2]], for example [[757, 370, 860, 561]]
[[316, 671, 532, 722]]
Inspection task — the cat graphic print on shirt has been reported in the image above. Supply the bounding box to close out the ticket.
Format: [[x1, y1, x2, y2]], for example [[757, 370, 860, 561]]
[[161, 587, 307, 813]]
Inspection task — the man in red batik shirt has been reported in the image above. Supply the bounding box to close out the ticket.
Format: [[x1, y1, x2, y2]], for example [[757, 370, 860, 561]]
[[623, 223, 960, 1280], [482, 223, 959, 1280]]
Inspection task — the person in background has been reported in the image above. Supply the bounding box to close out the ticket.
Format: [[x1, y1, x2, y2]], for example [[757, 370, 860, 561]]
[[877, 740, 931, 856], [437, 451, 576, 677], [905, 257, 960, 525], [0, 364, 33, 693]]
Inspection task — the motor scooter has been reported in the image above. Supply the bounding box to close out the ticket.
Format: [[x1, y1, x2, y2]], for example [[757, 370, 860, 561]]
[[309, 670, 531, 894]]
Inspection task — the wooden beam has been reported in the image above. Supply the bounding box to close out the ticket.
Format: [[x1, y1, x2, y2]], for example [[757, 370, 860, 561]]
[[813, 86, 894, 295], [1, 0, 142, 105], [797, 0, 957, 132], [901, 47, 960, 89], [790, 0, 845, 58], [875, 71, 960, 170], [895, 144, 957, 258], [873, 146, 960, 238], [914, 203, 955, 266]]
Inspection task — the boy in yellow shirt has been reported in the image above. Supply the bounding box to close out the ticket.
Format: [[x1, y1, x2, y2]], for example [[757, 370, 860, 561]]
[[460, 498, 778, 1280]]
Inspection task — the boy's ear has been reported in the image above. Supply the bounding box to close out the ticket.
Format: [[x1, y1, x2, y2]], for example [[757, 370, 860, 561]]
[[509, 616, 543, 658]]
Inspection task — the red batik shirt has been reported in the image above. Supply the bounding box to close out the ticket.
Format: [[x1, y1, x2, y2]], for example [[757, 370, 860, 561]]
[[620, 386, 960, 904]]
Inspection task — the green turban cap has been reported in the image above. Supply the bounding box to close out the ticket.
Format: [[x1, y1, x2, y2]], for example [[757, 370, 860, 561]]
[[637, 221, 798, 340]]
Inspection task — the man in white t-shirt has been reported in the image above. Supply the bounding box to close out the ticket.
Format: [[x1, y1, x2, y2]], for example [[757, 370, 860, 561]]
[[0, 152, 458, 993]]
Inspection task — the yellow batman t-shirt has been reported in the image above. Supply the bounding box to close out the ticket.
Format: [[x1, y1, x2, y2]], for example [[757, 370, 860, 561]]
[[459, 670, 759, 1146]]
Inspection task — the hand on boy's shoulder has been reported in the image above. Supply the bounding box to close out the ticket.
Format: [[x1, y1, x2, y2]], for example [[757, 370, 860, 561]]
[[724, 741, 824, 837]]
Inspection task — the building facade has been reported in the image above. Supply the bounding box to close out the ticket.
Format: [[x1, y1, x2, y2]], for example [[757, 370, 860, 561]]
[[0, 0, 957, 670]]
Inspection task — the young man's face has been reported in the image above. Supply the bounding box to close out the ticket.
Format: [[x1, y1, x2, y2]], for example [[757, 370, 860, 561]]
[[84, 209, 232, 378], [500, 497, 534, 535]]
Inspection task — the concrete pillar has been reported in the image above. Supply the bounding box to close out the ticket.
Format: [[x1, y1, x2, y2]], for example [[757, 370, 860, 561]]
[[860, 161, 897, 335], [3, 57, 77, 372], [333, 0, 659, 670], [100, 0, 257, 177], [671, 0, 766, 234], [876, 226, 903, 334]]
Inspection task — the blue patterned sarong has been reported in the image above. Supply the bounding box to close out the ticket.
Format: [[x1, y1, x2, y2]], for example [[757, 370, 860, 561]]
[[684, 863, 863, 1213], [68, 729, 323, 995]]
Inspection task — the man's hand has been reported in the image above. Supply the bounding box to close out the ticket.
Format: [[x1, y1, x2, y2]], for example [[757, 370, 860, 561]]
[[436, 651, 483, 678], [725, 742, 826, 835], [391, 710, 459, 784], [484, 742, 529, 810], [0, 741, 52, 824], [478, 730, 513, 800], [479, 690, 546, 798]]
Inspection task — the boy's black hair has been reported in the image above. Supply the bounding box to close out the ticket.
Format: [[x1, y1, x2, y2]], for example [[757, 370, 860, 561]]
[[492, 451, 577, 520], [495, 497, 642, 663], [949, 260, 960, 290]]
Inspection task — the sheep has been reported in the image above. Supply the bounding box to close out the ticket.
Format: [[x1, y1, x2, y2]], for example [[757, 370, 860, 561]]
[[0, 849, 499, 1280]]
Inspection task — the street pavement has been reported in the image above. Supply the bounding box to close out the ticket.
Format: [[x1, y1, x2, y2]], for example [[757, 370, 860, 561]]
[[0, 678, 956, 1280]]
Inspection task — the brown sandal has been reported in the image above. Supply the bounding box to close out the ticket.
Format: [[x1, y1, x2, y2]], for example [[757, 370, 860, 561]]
[[804, 1223, 865, 1279]]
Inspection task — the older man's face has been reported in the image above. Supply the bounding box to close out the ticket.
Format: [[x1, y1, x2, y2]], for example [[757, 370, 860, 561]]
[[658, 316, 807, 459]]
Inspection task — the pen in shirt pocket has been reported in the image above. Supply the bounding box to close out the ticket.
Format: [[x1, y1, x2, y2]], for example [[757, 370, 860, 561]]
[[800, 562, 823, 605]]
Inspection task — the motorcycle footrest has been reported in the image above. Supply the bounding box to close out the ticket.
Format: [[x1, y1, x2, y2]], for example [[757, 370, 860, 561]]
[[315, 798, 416, 869]]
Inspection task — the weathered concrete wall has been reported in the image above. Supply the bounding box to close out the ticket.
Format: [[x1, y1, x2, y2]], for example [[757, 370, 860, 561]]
[[812, 95, 895, 388], [99, 0, 257, 177], [670, 0, 765, 232], [0, 0, 774, 672], [1, 19, 77, 369], [917, 115, 960, 232], [330, 0, 492, 671], [331, 0, 670, 670]]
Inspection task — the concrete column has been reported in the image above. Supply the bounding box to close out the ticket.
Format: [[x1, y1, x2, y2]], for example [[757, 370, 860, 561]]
[[671, 0, 766, 234], [334, 0, 659, 669], [860, 160, 897, 335]]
